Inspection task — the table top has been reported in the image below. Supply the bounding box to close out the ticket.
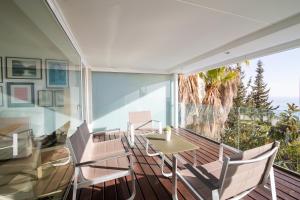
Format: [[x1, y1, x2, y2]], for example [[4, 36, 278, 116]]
[[145, 133, 198, 154]]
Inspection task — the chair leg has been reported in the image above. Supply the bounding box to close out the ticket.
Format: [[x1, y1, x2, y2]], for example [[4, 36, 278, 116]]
[[270, 167, 277, 200], [130, 125, 135, 147], [128, 169, 136, 200], [212, 189, 220, 200], [128, 154, 136, 200], [73, 168, 79, 200]]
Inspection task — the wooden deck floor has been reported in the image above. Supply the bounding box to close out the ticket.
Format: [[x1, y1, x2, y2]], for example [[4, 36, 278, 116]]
[[67, 128, 300, 200]]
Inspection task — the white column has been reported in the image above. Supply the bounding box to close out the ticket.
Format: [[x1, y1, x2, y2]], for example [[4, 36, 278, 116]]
[[173, 74, 179, 128]]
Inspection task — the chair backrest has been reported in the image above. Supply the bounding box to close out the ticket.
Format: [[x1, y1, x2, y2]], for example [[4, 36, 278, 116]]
[[67, 128, 88, 165], [77, 120, 90, 143], [56, 121, 71, 135], [128, 111, 152, 129], [219, 142, 279, 200]]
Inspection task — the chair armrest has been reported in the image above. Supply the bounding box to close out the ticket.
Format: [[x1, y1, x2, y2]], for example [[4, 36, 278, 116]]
[[151, 120, 161, 123], [150, 120, 162, 134], [219, 143, 241, 161], [127, 122, 134, 130], [185, 163, 219, 190], [75, 151, 132, 167]]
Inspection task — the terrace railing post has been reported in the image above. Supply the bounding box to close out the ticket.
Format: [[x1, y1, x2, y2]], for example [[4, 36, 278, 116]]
[[173, 73, 179, 129], [237, 107, 240, 150]]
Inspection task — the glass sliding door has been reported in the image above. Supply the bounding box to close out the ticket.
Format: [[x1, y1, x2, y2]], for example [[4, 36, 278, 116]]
[[0, 0, 82, 199]]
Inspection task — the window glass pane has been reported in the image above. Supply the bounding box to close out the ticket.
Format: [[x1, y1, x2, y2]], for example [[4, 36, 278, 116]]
[[0, 0, 82, 199]]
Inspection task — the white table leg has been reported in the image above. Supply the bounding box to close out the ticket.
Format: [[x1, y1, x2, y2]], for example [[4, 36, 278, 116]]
[[146, 140, 160, 156], [161, 154, 172, 177], [172, 154, 178, 200]]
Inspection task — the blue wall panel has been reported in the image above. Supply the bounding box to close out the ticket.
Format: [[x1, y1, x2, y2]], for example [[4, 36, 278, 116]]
[[92, 72, 173, 131]]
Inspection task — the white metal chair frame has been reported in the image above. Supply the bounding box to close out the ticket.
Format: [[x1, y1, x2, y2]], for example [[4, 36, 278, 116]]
[[81, 120, 122, 141], [66, 131, 136, 200], [127, 119, 162, 147], [175, 142, 279, 200]]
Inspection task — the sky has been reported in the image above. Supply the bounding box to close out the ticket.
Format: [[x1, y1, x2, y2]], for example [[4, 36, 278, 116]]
[[242, 47, 300, 99]]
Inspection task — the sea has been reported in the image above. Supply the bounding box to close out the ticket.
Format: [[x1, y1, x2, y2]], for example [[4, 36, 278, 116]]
[[271, 96, 300, 115]]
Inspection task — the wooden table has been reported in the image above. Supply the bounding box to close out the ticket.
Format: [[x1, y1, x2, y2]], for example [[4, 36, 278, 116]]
[[145, 132, 199, 200]]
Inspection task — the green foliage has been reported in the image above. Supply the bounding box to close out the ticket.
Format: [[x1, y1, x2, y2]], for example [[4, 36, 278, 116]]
[[233, 65, 247, 108], [224, 105, 300, 173], [226, 65, 246, 130], [270, 103, 300, 143], [198, 66, 238, 90], [223, 61, 300, 173], [276, 141, 300, 172], [250, 60, 277, 113], [223, 114, 271, 150]]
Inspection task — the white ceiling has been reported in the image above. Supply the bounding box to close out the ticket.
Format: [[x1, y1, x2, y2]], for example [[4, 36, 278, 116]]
[[51, 0, 300, 73]]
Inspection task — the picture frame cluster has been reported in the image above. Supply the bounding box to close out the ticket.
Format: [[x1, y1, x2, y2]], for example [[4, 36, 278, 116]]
[[38, 90, 64, 107], [0, 57, 69, 108]]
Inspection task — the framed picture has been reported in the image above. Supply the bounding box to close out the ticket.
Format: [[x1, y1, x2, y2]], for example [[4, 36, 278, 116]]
[[7, 82, 35, 107], [0, 57, 3, 83], [0, 86, 3, 106], [54, 90, 64, 107], [6, 57, 42, 79], [38, 90, 53, 107], [46, 60, 69, 88]]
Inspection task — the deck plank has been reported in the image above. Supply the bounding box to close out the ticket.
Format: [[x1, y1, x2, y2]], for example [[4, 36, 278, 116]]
[[67, 128, 300, 200]]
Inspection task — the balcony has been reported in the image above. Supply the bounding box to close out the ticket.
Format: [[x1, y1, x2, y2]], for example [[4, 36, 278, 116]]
[[1, 0, 300, 199], [47, 128, 299, 200]]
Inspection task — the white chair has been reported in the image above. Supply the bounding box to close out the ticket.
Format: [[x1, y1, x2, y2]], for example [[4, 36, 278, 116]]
[[127, 111, 162, 147], [67, 128, 136, 200], [78, 120, 121, 143], [176, 142, 280, 200]]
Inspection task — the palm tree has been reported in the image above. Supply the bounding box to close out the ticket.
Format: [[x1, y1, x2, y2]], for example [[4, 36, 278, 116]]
[[178, 74, 202, 128], [198, 66, 239, 140]]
